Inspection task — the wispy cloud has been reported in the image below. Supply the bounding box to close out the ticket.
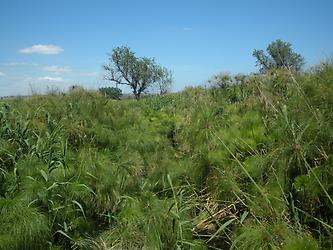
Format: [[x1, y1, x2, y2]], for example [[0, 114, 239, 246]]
[[19, 44, 64, 55], [182, 27, 193, 32], [38, 76, 64, 82], [43, 65, 72, 74], [3, 62, 40, 67], [3, 62, 29, 66], [0, 71, 5, 76], [78, 71, 98, 77]]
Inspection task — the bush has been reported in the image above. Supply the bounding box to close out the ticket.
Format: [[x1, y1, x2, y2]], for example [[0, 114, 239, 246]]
[[99, 86, 122, 99]]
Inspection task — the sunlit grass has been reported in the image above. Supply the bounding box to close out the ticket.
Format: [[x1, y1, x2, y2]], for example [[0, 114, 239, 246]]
[[0, 65, 332, 249]]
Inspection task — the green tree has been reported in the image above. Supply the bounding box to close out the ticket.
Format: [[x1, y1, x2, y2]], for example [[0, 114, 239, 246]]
[[103, 46, 172, 99], [99, 87, 122, 99], [208, 73, 233, 89], [155, 67, 173, 95], [253, 39, 304, 73]]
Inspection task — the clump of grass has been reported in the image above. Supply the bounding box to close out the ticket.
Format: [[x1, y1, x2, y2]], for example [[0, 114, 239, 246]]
[[231, 220, 318, 250], [0, 198, 50, 250]]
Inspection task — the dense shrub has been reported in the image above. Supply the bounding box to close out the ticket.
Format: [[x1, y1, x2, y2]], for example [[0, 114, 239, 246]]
[[99, 86, 122, 99], [0, 64, 332, 249]]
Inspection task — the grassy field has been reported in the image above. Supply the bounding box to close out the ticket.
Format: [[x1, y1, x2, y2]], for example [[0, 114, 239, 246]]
[[0, 64, 333, 249]]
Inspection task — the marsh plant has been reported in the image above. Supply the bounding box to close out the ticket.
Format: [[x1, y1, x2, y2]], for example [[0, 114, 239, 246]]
[[0, 63, 332, 249]]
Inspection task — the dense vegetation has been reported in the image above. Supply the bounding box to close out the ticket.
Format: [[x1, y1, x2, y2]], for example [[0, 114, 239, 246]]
[[98, 87, 122, 100], [0, 62, 333, 249], [253, 39, 304, 73]]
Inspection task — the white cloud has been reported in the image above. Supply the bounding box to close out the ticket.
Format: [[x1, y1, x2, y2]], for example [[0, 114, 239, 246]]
[[19, 44, 64, 55], [38, 76, 64, 82], [43, 65, 72, 74], [0, 71, 5, 76]]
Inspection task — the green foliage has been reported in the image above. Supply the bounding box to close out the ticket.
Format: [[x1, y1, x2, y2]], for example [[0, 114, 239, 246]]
[[283, 236, 319, 250], [1, 64, 333, 249], [231, 221, 318, 250], [98, 86, 122, 99], [103, 46, 172, 99], [253, 39, 304, 72], [0, 198, 50, 250]]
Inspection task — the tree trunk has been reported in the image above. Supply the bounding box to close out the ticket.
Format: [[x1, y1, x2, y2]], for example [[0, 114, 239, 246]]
[[133, 88, 140, 100]]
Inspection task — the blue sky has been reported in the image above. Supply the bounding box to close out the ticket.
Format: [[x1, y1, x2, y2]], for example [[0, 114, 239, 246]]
[[0, 0, 332, 96]]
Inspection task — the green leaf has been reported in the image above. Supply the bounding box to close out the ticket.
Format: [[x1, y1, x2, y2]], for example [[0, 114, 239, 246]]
[[40, 169, 48, 182], [56, 230, 72, 240], [72, 200, 86, 219], [208, 218, 236, 242], [240, 211, 249, 224]]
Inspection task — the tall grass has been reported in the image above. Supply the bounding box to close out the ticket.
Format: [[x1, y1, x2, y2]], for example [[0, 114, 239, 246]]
[[0, 64, 332, 249]]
